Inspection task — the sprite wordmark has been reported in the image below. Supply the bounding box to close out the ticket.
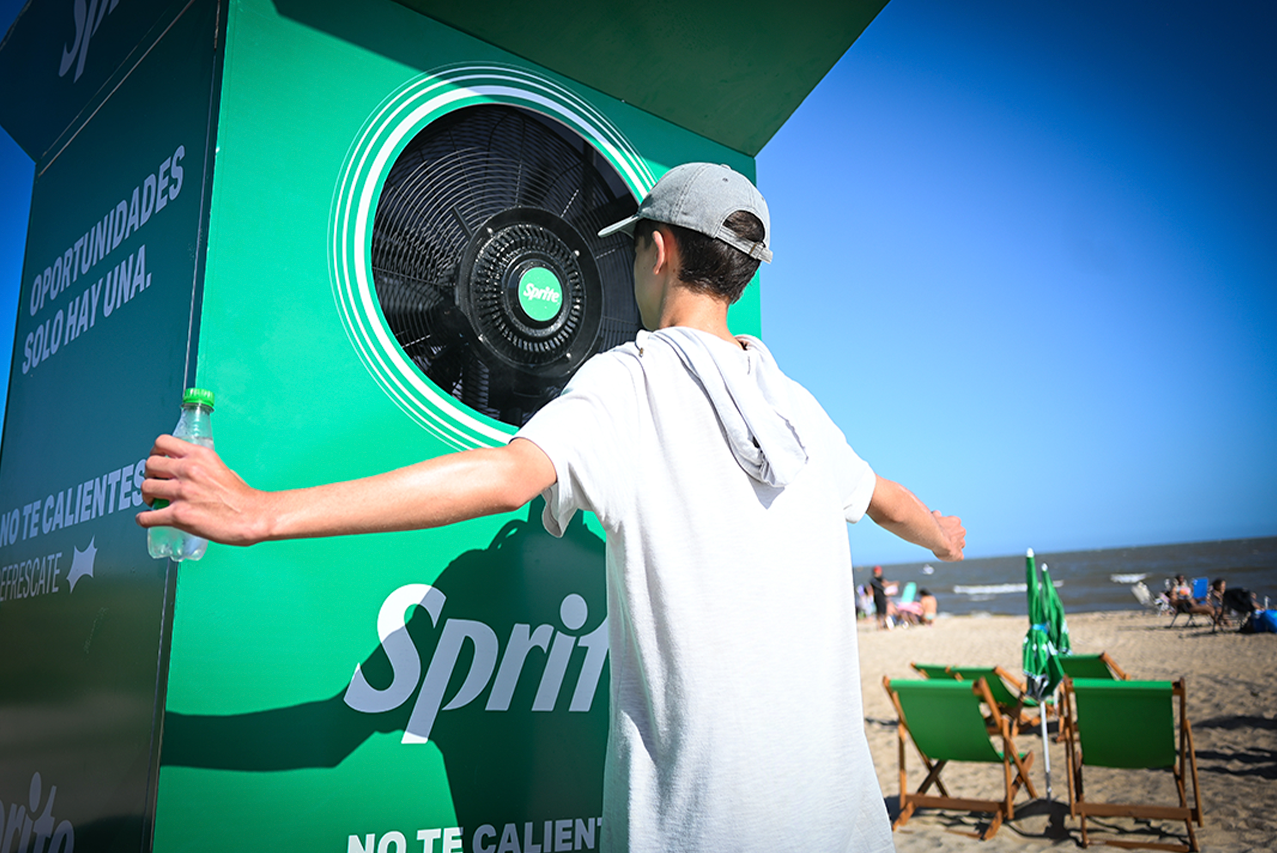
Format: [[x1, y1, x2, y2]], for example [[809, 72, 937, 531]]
[[344, 584, 607, 743], [517, 268, 563, 323]]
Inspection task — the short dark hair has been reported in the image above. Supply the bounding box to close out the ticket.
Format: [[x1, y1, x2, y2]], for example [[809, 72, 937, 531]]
[[634, 210, 765, 303]]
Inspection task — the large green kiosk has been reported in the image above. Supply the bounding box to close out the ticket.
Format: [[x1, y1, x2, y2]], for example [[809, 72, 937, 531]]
[[0, 2, 886, 850]]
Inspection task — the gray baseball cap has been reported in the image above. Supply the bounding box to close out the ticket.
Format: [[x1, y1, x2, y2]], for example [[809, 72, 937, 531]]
[[598, 162, 773, 263]]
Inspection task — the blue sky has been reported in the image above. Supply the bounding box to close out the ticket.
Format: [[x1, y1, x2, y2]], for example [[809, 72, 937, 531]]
[[2, 0, 1274, 564], [756, 0, 1276, 563]]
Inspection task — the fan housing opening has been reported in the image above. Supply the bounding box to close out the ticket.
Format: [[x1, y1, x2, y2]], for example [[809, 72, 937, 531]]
[[370, 104, 641, 428]]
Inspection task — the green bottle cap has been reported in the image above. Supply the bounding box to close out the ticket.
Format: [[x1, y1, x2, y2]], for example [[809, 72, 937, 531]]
[[182, 387, 215, 408]]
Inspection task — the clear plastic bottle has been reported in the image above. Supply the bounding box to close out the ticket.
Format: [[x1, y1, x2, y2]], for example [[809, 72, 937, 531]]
[[148, 387, 215, 561]]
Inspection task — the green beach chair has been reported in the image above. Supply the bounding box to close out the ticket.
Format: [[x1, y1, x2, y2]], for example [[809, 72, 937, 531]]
[[884, 676, 1038, 840], [1062, 677, 1203, 852], [909, 662, 954, 680], [949, 665, 1055, 730], [911, 662, 1055, 731], [1059, 651, 1129, 681]]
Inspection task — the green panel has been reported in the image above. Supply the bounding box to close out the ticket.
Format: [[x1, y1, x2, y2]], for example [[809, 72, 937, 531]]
[[1060, 654, 1117, 680], [948, 666, 1018, 708], [153, 1, 759, 850], [891, 680, 1003, 764], [1072, 680, 1177, 769], [912, 663, 956, 680], [384, 0, 889, 156], [0, 2, 220, 849], [1, 0, 884, 159], [157, 505, 612, 851]]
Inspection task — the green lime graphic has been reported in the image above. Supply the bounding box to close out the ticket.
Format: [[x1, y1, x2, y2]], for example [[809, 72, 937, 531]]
[[517, 267, 563, 322]]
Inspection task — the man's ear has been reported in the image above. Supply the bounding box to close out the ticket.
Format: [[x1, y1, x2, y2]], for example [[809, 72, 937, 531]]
[[650, 225, 674, 275]]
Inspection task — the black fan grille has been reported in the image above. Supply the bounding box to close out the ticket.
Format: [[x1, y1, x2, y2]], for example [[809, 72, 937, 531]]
[[370, 105, 640, 427]]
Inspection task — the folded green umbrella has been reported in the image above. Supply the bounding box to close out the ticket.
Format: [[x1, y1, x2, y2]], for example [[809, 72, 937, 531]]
[[1042, 561, 1071, 657], [1022, 548, 1064, 701], [1022, 548, 1064, 800]]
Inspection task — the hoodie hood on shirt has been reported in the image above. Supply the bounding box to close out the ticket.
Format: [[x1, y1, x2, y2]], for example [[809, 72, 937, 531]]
[[639, 327, 808, 488]]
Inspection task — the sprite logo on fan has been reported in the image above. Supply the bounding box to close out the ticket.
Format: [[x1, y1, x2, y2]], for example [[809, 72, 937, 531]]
[[518, 267, 562, 322]]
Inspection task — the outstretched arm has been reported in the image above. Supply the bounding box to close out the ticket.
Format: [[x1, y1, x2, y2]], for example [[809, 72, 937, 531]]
[[866, 475, 965, 562], [136, 436, 557, 546]]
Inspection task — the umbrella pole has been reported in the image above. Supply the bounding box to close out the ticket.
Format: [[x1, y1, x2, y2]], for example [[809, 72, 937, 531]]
[[1040, 696, 1052, 800]]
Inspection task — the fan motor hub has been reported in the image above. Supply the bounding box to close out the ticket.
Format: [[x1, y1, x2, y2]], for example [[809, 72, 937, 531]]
[[458, 207, 604, 377]]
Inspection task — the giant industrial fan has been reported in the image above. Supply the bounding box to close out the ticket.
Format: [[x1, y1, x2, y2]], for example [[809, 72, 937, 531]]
[[370, 104, 641, 427]]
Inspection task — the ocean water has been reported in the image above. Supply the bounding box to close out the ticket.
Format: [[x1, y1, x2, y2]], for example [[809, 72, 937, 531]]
[[864, 536, 1277, 618]]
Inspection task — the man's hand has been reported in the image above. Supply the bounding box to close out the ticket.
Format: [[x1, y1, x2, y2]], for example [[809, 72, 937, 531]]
[[928, 509, 966, 562], [137, 435, 267, 545], [866, 476, 965, 562]]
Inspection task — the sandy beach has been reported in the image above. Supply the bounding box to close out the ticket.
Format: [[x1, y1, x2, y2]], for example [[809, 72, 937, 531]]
[[858, 609, 1276, 852]]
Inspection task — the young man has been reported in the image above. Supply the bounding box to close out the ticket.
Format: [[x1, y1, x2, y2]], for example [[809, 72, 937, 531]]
[[139, 163, 964, 852]]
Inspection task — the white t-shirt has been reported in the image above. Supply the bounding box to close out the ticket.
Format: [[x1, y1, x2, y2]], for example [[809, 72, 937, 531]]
[[516, 327, 893, 853]]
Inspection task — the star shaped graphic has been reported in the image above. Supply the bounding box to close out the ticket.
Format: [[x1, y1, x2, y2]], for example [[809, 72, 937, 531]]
[[67, 536, 97, 593]]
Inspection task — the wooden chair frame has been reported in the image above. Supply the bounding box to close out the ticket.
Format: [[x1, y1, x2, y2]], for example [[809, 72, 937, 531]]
[[1062, 676, 1203, 852], [885, 676, 1039, 840]]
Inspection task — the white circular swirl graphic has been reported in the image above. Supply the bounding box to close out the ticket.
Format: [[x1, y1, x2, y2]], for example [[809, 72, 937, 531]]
[[330, 64, 654, 450]]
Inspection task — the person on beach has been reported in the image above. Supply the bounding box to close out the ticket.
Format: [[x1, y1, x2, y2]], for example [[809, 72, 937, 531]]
[[919, 588, 938, 625], [137, 163, 966, 853], [871, 565, 894, 629], [1169, 573, 1213, 621], [868, 561, 899, 630], [1208, 578, 1231, 630], [856, 583, 875, 619], [1169, 574, 1193, 607], [1170, 574, 1191, 600]]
